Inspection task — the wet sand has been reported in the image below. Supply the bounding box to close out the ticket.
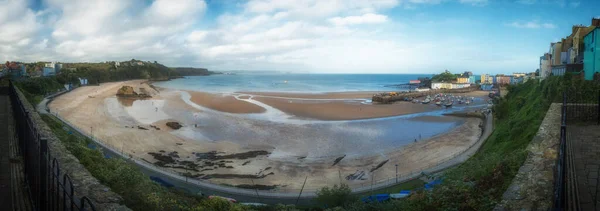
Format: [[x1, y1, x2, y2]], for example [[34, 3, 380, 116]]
[[48, 80, 486, 190], [239, 91, 377, 99], [254, 97, 434, 120], [188, 91, 265, 114]]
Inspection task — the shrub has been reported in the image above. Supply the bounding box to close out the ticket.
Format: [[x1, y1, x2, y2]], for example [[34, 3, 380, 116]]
[[316, 184, 356, 208]]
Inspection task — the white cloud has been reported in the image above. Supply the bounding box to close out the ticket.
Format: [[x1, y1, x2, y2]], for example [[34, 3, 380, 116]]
[[244, 0, 399, 17], [459, 0, 489, 6], [328, 13, 388, 26], [569, 1, 580, 8], [37, 0, 207, 63], [516, 0, 536, 4], [0, 0, 40, 61], [1, 0, 538, 73], [506, 21, 556, 29], [517, 0, 581, 7]]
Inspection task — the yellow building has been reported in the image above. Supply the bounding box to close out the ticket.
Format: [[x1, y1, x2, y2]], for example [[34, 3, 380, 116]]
[[552, 42, 562, 65], [457, 77, 469, 83], [572, 25, 595, 63], [481, 74, 492, 84]]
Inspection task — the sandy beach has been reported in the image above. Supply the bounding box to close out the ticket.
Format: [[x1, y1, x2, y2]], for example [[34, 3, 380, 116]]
[[188, 91, 265, 114], [48, 80, 488, 190], [253, 96, 433, 120]]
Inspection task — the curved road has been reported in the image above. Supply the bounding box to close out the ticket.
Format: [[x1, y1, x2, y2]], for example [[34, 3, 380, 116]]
[[38, 93, 494, 205]]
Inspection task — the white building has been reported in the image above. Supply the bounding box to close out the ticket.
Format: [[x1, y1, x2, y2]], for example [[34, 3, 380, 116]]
[[44, 62, 55, 68], [431, 83, 471, 90]]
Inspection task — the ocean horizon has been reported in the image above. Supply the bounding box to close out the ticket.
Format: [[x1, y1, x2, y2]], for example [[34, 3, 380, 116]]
[[154, 73, 440, 93]]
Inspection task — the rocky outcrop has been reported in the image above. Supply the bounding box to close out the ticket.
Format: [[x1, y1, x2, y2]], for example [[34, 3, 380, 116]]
[[116, 86, 150, 98], [166, 122, 182, 130]]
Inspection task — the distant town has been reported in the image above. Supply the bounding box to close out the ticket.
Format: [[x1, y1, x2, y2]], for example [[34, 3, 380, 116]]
[[0, 60, 150, 79]]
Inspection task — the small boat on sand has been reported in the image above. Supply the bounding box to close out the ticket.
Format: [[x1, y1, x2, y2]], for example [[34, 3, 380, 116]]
[[444, 101, 453, 108], [436, 101, 441, 106], [422, 99, 431, 104]]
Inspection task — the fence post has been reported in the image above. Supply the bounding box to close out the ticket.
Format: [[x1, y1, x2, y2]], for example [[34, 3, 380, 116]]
[[39, 137, 49, 211], [563, 92, 567, 125]]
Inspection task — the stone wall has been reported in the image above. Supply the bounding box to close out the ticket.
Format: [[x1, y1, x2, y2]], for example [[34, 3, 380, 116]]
[[13, 87, 130, 211], [494, 103, 561, 211]]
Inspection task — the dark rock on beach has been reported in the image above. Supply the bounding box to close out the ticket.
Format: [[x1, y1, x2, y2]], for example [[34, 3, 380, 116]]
[[166, 122, 183, 130]]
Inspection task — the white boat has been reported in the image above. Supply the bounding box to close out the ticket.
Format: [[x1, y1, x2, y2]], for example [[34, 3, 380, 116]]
[[241, 203, 267, 206]]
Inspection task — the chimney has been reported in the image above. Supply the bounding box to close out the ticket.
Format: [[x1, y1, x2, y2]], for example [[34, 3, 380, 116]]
[[592, 18, 600, 27]]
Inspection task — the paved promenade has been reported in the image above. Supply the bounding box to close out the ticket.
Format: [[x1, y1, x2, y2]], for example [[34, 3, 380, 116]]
[[0, 85, 31, 210], [0, 87, 12, 211], [570, 125, 600, 210]]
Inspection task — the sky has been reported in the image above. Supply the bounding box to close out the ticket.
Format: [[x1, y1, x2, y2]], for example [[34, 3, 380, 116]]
[[1, 0, 599, 74]]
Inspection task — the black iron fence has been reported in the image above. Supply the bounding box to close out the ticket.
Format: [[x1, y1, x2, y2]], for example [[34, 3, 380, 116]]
[[8, 81, 96, 211], [563, 89, 600, 125], [554, 89, 600, 211]]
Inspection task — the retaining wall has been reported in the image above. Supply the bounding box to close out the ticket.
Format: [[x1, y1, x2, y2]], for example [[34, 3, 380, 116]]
[[13, 86, 130, 211], [494, 103, 561, 211]]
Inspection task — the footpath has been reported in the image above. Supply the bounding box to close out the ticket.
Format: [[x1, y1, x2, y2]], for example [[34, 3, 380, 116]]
[[0, 85, 31, 210]]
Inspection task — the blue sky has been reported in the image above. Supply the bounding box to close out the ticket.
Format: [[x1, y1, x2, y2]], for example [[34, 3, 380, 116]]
[[1, 0, 599, 74]]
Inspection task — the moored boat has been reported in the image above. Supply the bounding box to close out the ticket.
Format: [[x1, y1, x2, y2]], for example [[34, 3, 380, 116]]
[[444, 101, 453, 108]]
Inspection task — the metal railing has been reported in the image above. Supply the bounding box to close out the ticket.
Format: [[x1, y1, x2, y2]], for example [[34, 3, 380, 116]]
[[8, 81, 96, 211], [554, 89, 600, 211]]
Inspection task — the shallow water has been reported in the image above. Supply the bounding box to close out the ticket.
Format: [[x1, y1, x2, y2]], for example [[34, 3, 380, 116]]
[[166, 93, 485, 158], [106, 90, 487, 158], [128, 75, 488, 158]]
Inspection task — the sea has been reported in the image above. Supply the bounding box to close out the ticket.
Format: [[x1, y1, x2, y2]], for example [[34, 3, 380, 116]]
[[153, 73, 434, 93]]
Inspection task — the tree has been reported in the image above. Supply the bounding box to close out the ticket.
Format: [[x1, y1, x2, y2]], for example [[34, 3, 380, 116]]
[[431, 70, 457, 82], [315, 184, 356, 208]]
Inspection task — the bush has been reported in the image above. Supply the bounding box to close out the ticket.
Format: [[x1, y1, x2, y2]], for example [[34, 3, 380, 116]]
[[316, 184, 356, 208]]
